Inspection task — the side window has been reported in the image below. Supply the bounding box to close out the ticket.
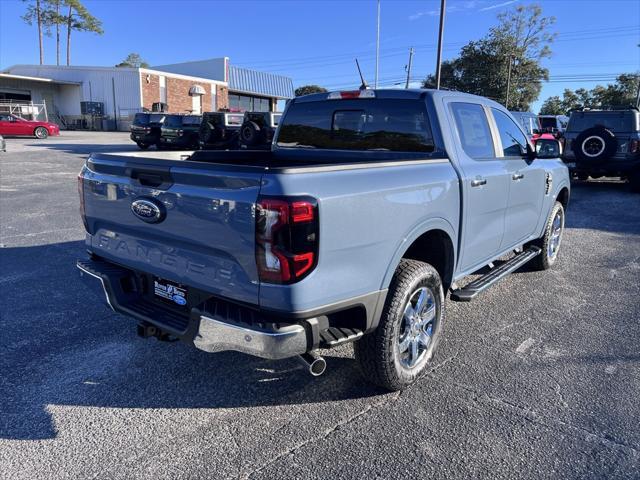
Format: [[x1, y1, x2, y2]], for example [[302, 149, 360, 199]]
[[492, 109, 528, 157], [450, 102, 495, 159]]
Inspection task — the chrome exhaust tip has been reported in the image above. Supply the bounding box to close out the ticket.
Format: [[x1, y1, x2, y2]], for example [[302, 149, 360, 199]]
[[297, 351, 327, 377]]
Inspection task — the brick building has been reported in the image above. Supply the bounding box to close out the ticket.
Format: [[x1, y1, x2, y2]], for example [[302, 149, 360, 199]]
[[1, 57, 293, 130]]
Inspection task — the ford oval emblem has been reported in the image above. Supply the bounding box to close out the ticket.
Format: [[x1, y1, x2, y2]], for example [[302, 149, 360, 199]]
[[131, 198, 165, 223]]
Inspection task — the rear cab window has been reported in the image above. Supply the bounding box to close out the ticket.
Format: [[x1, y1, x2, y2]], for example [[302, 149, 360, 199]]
[[567, 112, 635, 133], [450, 102, 495, 159], [276, 99, 434, 153]]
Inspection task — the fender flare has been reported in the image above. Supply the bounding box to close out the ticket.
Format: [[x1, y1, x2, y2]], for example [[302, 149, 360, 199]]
[[380, 216, 457, 290], [536, 180, 569, 238]]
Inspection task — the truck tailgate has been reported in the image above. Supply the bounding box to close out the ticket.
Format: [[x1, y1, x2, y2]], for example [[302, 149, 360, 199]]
[[80, 154, 263, 305]]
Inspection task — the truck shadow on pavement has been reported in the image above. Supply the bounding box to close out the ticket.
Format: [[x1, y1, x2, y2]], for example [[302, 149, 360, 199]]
[[0, 240, 382, 441], [21, 142, 141, 155]]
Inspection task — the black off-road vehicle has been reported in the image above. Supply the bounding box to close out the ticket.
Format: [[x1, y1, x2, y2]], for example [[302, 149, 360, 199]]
[[158, 114, 202, 150], [239, 112, 282, 149], [198, 112, 244, 150], [562, 107, 640, 191], [130, 113, 166, 150]]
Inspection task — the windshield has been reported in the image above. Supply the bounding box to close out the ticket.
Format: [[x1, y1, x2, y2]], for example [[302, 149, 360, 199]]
[[540, 117, 558, 129], [567, 112, 635, 132], [276, 99, 434, 152], [133, 113, 166, 125]]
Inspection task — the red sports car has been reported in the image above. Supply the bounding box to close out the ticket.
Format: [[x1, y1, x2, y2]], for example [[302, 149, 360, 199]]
[[0, 114, 60, 139]]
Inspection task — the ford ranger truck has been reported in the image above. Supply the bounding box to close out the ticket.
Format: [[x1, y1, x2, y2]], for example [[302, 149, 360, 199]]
[[77, 89, 569, 391]]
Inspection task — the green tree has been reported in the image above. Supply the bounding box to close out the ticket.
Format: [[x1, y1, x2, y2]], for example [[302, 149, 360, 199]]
[[423, 4, 556, 111], [21, 0, 52, 65], [539, 73, 640, 114], [116, 53, 150, 68], [295, 85, 328, 97], [43, 0, 67, 65], [560, 88, 580, 112], [64, 0, 103, 66], [539, 95, 563, 115]]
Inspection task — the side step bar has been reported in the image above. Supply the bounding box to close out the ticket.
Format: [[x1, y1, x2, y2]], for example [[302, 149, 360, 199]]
[[450, 246, 541, 302], [319, 327, 363, 348]]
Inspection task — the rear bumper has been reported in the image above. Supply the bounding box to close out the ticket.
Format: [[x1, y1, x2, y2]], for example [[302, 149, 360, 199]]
[[77, 257, 313, 360], [130, 133, 158, 144]]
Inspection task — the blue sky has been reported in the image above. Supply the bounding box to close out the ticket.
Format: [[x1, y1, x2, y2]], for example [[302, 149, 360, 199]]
[[1, 0, 638, 111]]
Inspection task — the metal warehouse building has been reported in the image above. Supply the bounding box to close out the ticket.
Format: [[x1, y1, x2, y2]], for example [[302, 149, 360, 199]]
[[0, 57, 293, 130]]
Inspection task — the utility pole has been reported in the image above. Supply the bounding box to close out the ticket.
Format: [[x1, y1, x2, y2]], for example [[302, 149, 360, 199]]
[[405, 47, 414, 89], [505, 54, 515, 109], [375, 0, 381, 89], [435, 0, 446, 89]]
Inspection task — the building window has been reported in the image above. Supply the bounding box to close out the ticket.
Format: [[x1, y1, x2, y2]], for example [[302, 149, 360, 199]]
[[159, 76, 167, 104], [228, 93, 271, 113]]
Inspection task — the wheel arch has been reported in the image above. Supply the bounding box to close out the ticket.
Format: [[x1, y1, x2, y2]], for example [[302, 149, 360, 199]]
[[382, 219, 457, 292], [556, 185, 570, 209]]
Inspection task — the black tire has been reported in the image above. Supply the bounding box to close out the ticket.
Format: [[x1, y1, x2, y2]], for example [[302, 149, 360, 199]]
[[136, 142, 150, 150], [354, 259, 445, 391], [34, 127, 49, 139], [573, 127, 617, 165], [240, 121, 263, 146], [530, 201, 565, 271]]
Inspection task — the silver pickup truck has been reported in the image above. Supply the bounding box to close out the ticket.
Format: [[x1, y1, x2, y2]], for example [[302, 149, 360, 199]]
[[77, 89, 569, 391]]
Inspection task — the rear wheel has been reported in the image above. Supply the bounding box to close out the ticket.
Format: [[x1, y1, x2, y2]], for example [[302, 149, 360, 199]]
[[354, 259, 444, 391], [34, 127, 49, 139], [136, 142, 150, 150], [530, 201, 565, 271]]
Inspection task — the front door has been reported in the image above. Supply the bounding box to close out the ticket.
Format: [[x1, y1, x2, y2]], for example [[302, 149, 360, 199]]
[[448, 101, 510, 273], [489, 108, 545, 249], [191, 95, 201, 115], [0, 114, 20, 135]]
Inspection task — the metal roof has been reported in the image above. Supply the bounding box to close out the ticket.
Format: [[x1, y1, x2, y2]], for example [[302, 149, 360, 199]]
[[0, 72, 81, 85], [228, 66, 293, 99]]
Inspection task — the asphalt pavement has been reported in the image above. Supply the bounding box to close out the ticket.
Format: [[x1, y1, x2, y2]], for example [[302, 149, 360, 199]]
[[1, 131, 639, 479]]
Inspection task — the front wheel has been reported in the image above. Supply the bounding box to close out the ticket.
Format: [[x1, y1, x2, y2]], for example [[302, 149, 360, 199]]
[[34, 127, 49, 139], [530, 201, 565, 271], [136, 142, 150, 150], [354, 259, 445, 391]]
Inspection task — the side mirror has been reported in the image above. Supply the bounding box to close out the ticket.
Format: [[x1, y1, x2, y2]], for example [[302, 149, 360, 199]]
[[532, 128, 541, 135], [535, 138, 562, 159]]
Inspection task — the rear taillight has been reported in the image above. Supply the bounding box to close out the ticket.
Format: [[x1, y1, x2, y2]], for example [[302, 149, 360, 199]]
[[77, 173, 89, 232], [255, 196, 319, 284], [630, 140, 639, 153]]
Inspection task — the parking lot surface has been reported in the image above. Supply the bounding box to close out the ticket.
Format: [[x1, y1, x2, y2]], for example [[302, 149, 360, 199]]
[[1, 132, 639, 479]]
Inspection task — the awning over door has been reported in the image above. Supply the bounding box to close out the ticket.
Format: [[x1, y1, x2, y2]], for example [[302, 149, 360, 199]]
[[189, 85, 206, 96]]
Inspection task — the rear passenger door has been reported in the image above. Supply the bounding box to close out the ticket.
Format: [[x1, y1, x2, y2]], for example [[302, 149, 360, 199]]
[[489, 108, 546, 249], [449, 102, 510, 273]]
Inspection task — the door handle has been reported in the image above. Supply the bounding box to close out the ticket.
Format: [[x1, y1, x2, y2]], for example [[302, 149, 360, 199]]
[[512, 173, 524, 180], [470, 178, 487, 187]]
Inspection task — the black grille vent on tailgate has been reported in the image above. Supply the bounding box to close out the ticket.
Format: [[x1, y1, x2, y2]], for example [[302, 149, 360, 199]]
[[124, 298, 190, 333], [201, 297, 259, 325]]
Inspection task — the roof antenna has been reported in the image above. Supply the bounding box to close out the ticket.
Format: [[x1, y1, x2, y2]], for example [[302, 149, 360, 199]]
[[355, 58, 369, 90]]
